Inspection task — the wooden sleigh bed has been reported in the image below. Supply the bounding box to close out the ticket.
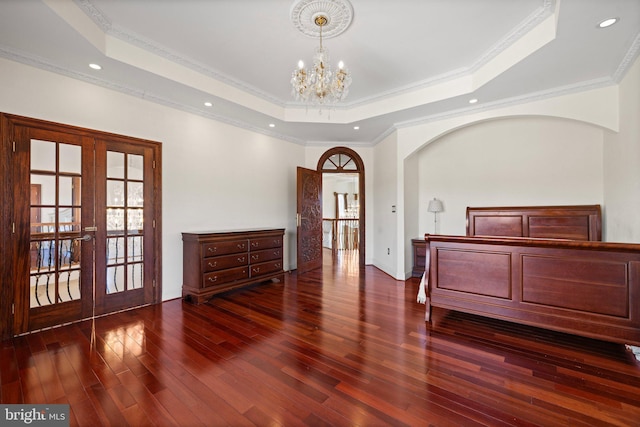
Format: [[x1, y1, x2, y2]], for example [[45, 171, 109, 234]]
[[417, 205, 640, 350]]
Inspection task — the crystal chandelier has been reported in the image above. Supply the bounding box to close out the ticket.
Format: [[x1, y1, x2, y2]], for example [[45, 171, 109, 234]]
[[291, 14, 352, 105]]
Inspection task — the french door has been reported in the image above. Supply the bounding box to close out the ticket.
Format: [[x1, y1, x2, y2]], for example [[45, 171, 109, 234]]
[[94, 138, 157, 314], [6, 115, 161, 336]]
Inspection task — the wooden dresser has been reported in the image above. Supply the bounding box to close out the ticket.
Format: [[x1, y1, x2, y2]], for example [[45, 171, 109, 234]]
[[182, 228, 285, 304]]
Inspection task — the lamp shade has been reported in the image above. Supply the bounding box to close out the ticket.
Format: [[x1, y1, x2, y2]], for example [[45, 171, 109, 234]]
[[427, 198, 444, 213]]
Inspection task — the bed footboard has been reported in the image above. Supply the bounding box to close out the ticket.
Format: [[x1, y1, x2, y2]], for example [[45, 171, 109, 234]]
[[424, 235, 640, 346]]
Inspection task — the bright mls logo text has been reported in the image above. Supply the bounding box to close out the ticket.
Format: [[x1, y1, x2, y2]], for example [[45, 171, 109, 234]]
[[2, 405, 68, 425]]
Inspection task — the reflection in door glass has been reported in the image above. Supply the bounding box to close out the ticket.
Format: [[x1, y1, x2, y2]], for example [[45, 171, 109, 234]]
[[128, 182, 143, 206], [106, 265, 125, 294], [107, 181, 125, 206], [59, 176, 81, 206], [106, 151, 144, 294], [59, 144, 81, 174], [128, 154, 144, 180], [107, 151, 124, 179], [30, 139, 56, 171], [30, 140, 82, 307]]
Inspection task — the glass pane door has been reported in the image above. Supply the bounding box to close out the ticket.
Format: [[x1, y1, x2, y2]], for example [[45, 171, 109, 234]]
[[24, 130, 95, 332], [95, 139, 156, 314], [30, 140, 82, 306], [106, 152, 144, 294], [8, 115, 160, 337]]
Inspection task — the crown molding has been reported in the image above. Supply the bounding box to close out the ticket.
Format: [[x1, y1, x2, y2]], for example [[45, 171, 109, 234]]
[[0, 43, 624, 149], [0, 44, 306, 146], [74, 0, 287, 108], [320, 0, 555, 109], [613, 32, 640, 83], [469, 0, 554, 73], [3, 0, 635, 148], [68, 0, 636, 128], [304, 140, 372, 148], [75, 0, 555, 111], [392, 76, 615, 132]]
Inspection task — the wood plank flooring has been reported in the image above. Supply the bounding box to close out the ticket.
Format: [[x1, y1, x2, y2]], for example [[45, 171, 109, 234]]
[[2, 250, 640, 426]]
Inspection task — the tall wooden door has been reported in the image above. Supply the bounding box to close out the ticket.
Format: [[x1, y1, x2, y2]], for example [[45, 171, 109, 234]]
[[296, 167, 323, 274], [7, 115, 160, 336], [14, 125, 96, 333], [94, 138, 157, 315]]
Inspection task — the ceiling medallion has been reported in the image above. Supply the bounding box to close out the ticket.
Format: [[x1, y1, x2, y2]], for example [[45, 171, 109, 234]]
[[290, 0, 353, 105], [290, 0, 354, 39]]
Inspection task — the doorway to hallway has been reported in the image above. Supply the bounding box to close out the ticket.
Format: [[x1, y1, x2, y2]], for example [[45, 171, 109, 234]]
[[322, 172, 360, 268], [296, 147, 365, 274], [318, 147, 365, 270]]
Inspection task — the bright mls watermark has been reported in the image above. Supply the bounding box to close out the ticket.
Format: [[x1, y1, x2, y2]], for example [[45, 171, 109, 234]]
[[1, 405, 69, 426]]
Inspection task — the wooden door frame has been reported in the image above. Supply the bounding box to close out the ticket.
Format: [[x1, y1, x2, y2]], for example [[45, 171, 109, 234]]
[[0, 114, 12, 340], [0, 113, 162, 340], [317, 147, 365, 267]]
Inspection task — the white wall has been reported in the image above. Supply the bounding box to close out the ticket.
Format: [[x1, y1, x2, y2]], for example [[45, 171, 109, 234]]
[[372, 133, 398, 277], [403, 154, 419, 278], [417, 117, 604, 236], [0, 58, 304, 301], [604, 57, 640, 242]]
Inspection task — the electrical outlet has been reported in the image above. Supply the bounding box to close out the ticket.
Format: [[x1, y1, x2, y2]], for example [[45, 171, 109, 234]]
[[387, 248, 390, 255]]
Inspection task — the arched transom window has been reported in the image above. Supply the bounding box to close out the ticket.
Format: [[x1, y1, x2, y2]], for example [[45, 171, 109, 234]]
[[322, 153, 358, 171]]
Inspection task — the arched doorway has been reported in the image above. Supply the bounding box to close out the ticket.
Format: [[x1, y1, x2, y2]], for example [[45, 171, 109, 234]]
[[317, 147, 365, 268]]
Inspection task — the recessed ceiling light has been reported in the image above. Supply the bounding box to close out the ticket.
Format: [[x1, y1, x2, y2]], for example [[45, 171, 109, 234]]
[[598, 18, 618, 28], [469, 98, 478, 104], [89, 63, 102, 70], [353, 126, 359, 130], [269, 123, 275, 128], [204, 102, 213, 107]]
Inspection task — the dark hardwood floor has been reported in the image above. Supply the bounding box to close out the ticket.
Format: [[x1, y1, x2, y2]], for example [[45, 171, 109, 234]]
[[2, 249, 640, 426]]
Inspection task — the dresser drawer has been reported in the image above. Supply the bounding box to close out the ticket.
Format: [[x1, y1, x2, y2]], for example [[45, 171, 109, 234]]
[[203, 266, 249, 287], [250, 260, 283, 278], [250, 248, 282, 264], [203, 240, 247, 257], [249, 236, 282, 251], [202, 253, 248, 273]]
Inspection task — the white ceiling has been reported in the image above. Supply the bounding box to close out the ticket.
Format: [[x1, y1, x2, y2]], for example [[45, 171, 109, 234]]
[[0, 0, 638, 145]]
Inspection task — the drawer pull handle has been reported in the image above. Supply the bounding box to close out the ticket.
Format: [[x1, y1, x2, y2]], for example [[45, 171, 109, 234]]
[[276, 263, 281, 268], [253, 267, 260, 273], [252, 255, 258, 261], [251, 242, 258, 247], [207, 247, 217, 253], [238, 243, 246, 249], [208, 261, 217, 268], [208, 276, 218, 283], [238, 257, 245, 262]]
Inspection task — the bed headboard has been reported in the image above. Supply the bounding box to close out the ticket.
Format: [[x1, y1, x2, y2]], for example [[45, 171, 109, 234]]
[[466, 205, 602, 241]]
